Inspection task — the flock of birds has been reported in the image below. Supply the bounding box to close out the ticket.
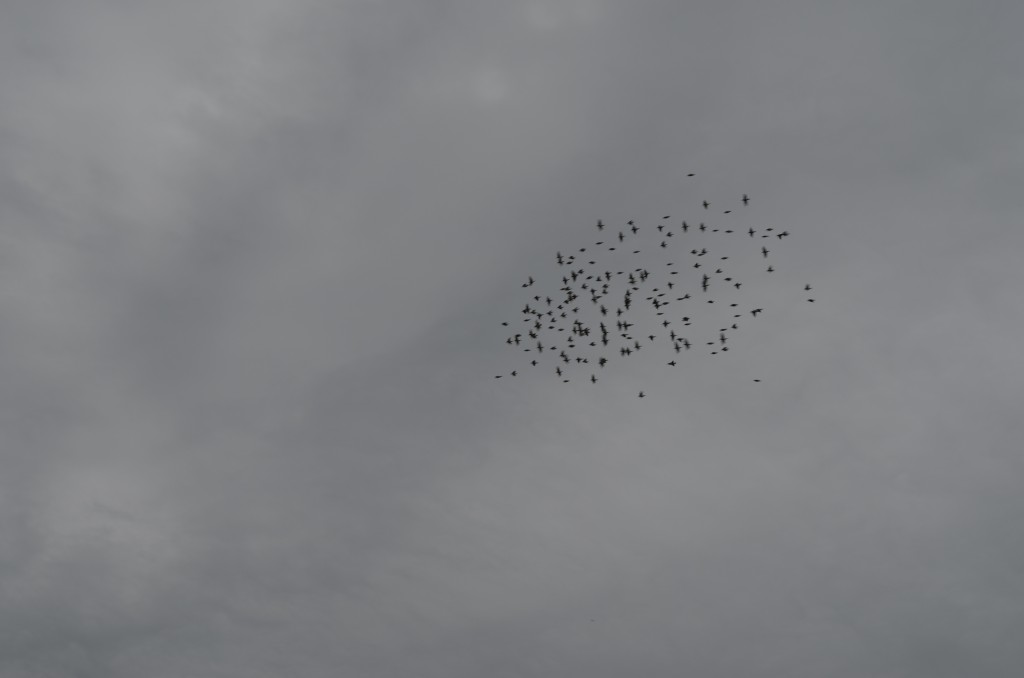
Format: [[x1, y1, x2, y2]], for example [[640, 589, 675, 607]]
[[496, 179, 814, 397]]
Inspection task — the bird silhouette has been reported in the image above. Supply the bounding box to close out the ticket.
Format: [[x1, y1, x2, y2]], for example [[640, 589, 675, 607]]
[[498, 194, 811, 393]]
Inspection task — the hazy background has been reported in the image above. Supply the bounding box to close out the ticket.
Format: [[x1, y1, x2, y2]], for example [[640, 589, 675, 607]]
[[1, 0, 1023, 675]]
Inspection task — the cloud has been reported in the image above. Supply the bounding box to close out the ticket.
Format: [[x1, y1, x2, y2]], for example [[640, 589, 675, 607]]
[[1, 0, 1024, 675]]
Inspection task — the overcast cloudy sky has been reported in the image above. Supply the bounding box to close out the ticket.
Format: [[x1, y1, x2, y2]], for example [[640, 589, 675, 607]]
[[2, 0, 1023, 675]]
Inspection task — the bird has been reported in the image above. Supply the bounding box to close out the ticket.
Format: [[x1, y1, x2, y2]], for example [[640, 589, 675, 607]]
[[638, 391, 646, 398], [498, 196, 810, 395]]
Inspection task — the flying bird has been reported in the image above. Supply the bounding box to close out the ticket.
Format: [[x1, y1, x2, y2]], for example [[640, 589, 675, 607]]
[[498, 192, 812, 393]]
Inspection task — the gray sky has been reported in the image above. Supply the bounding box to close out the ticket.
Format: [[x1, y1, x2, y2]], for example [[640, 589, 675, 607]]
[[2, 0, 1023, 675]]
